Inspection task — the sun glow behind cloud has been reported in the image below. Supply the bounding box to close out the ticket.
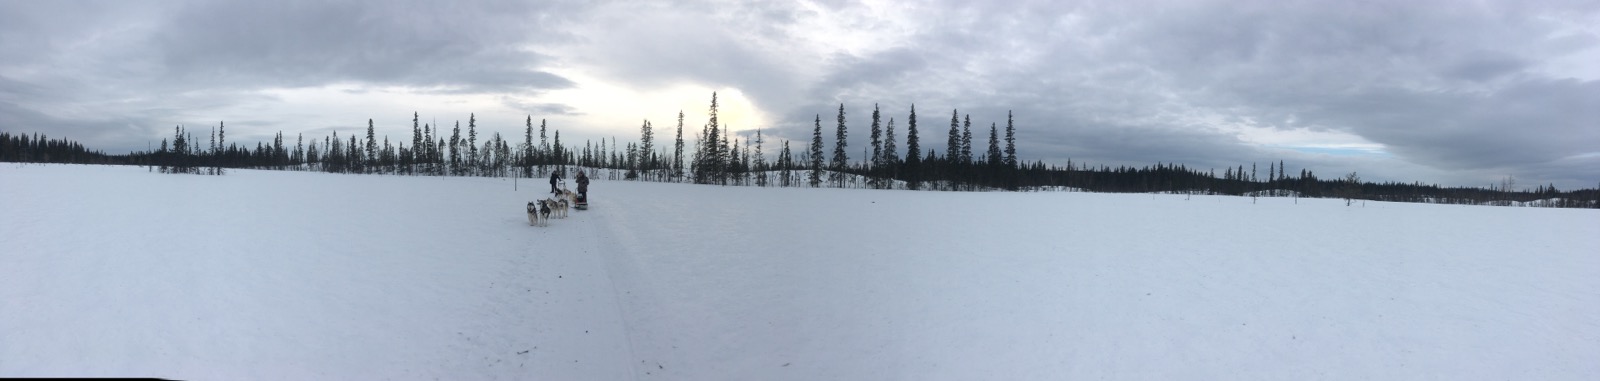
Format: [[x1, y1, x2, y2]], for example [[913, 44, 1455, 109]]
[[534, 69, 772, 136]]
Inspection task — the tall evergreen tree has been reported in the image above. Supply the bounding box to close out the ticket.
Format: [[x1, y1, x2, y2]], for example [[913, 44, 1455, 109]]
[[218, 122, 226, 175], [961, 114, 973, 165], [366, 119, 377, 170], [536, 119, 547, 173], [883, 116, 896, 167], [695, 93, 723, 184], [810, 114, 824, 187], [640, 119, 654, 172], [552, 130, 563, 165], [674, 111, 685, 181], [423, 123, 433, 172], [172, 125, 189, 173], [779, 139, 793, 187], [831, 103, 848, 186], [274, 131, 285, 168], [348, 134, 359, 173], [986, 123, 1001, 166], [905, 105, 922, 190], [754, 128, 767, 186], [209, 127, 217, 174], [468, 114, 478, 176], [449, 121, 461, 175], [419, 110, 425, 169], [710, 93, 721, 183], [523, 116, 534, 176], [869, 104, 883, 187], [1004, 111, 1017, 168]]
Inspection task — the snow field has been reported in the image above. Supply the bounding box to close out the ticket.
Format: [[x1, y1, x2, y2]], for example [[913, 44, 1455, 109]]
[[3, 163, 1598, 380], [2, 164, 630, 379]]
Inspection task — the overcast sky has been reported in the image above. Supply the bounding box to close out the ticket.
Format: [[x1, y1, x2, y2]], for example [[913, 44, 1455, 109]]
[[3, 0, 1597, 189]]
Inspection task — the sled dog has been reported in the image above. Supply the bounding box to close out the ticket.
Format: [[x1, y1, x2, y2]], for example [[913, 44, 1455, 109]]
[[547, 197, 569, 219], [527, 201, 546, 227], [539, 200, 554, 226]]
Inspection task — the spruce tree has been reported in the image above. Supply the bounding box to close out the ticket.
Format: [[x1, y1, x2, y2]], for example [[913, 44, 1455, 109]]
[[419, 111, 425, 171], [754, 128, 767, 186], [538, 119, 548, 165], [640, 119, 654, 172], [961, 114, 973, 165], [218, 122, 226, 174], [1004, 111, 1017, 168], [779, 139, 793, 187], [366, 119, 377, 171], [869, 104, 883, 187], [884, 117, 899, 185], [552, 130, 563, 166], [709, 93, 721, 184], [674, 111, 685, 181], [468, 114, 478, 176], [422, 123, 433, 172], [537, 119, 548, 173], [905, 105, 921, 190], [831, 103, 848, 187], [523, 116, 534, 177], [986, 123, 1001, 167], [449, 121, 461, 175], [348, 134, 359, 173], [810, 114, 824, 187]]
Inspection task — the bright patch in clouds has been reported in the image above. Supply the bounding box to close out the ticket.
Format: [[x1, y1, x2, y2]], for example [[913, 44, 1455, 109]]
[[1233, 125, 1388, 157], [538, 69, 772, 134]]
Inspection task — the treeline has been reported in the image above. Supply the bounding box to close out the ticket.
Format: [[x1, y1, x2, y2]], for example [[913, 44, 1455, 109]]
[[0, 132, 122, 164], [1007, 161, 1598, 208], [677, 95, 1024, 191], [118, 114, 566, 178], [4, 93, 1597, 209]]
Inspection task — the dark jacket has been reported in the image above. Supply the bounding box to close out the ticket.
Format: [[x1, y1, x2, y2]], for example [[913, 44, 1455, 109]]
[[576, 173, 590, 193]]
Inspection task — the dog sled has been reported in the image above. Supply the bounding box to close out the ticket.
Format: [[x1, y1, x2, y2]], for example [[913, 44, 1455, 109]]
[[575, 192, 589, 210]]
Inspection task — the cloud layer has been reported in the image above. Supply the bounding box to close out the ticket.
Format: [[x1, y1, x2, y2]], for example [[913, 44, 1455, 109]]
[[2, 0, 1596, 188]]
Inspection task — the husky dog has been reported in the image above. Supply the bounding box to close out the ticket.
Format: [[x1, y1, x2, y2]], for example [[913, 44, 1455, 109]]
[[535, 200, 555, 226], [558, 189, 578, 205], [526, 201, 544, 227], [544, 197, 568, 219], [557, 198, 571, 218]]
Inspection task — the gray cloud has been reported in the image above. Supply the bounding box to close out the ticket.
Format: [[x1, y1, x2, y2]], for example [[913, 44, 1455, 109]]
[[2, 0, 588, 152], [750, 0, 1599, 188], [3, 0, 1596, 189], [151, 0, 577, 93]]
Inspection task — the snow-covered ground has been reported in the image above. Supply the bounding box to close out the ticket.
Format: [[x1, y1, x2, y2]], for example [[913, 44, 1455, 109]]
[[3, 163, 1597, 380]]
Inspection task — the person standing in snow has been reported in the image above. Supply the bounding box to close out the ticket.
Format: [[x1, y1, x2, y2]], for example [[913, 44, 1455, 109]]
[[576, 170, 590, 197], [549, 169, 562, 195]]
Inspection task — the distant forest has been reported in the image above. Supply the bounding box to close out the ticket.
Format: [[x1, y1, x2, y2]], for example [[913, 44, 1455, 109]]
[[3, 93, 1596, 209]]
